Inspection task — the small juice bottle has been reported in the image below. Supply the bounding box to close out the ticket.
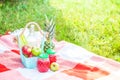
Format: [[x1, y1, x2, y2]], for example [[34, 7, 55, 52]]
[[37, 53, 50, 72], [46, 48, 56, 64]]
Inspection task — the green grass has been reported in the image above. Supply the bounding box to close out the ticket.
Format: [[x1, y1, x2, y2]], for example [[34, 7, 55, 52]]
[[0, 0, 120, 61]]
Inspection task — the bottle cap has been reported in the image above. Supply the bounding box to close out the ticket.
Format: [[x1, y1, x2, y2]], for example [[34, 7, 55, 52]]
[[38, 53, 48, 59], [46, 48, 56, 55]]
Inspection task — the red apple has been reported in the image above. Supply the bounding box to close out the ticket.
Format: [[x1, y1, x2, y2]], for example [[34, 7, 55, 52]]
[[28, 53, 33, 58], [22, 45, 32, 57]]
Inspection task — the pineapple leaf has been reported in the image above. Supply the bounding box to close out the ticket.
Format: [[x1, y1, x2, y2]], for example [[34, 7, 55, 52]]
[[44, 16, 55, 39]]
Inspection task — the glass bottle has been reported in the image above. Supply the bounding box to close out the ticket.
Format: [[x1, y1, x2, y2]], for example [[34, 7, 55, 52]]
[[37, 53, 50, 72], [46, 48, 56, 64], [27, 24, 40, 47]]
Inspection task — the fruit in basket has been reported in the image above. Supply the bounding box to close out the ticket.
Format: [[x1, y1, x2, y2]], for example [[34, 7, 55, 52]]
[[28, 54, 33, 57], [50, 62, 59, 72], [31, 47, 41, 56], [22, 45, 32, 57]]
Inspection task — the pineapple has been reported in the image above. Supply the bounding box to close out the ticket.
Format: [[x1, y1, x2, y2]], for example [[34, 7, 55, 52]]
[[44, 39, 55, 52], [44, 16, 55, 52]]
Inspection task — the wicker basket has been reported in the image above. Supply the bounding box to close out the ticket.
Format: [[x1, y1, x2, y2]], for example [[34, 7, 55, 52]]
[[17, 22, 43, 69]]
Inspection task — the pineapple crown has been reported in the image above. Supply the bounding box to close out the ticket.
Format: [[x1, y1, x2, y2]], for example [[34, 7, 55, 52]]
[[44, 15, 55, 40]]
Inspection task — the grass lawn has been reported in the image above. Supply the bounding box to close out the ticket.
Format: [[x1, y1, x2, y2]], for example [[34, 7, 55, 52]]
[[0, 0, 120, 61]]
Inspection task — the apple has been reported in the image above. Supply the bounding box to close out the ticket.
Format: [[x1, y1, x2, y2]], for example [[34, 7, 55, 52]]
[[24, 54, 29, 57], [31, 47, 41, 56], [28, 53, 33, 58], [50, 62, 59, 72], [22, 45, 32, 57]]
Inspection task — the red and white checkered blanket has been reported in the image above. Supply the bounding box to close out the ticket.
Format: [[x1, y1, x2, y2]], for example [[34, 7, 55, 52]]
[[0, 34, 120, 80]]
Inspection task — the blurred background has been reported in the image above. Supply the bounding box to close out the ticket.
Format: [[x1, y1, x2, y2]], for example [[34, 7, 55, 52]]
[[0, 0, 120, 61]]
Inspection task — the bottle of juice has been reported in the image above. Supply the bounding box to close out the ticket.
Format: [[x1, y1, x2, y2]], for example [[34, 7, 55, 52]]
[[46, 48, 56, 64], [37, 53, 50, 72]]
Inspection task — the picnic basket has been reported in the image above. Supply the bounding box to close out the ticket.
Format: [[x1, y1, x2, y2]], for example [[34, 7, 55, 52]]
[[17, 22, 43, 69]]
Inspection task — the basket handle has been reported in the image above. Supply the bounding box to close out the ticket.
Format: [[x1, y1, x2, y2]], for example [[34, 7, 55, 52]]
[[20, 22, 43, 36]]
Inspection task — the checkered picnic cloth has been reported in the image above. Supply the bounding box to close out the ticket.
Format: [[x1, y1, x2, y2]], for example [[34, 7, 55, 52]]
[[0, 34, 120, 80]]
